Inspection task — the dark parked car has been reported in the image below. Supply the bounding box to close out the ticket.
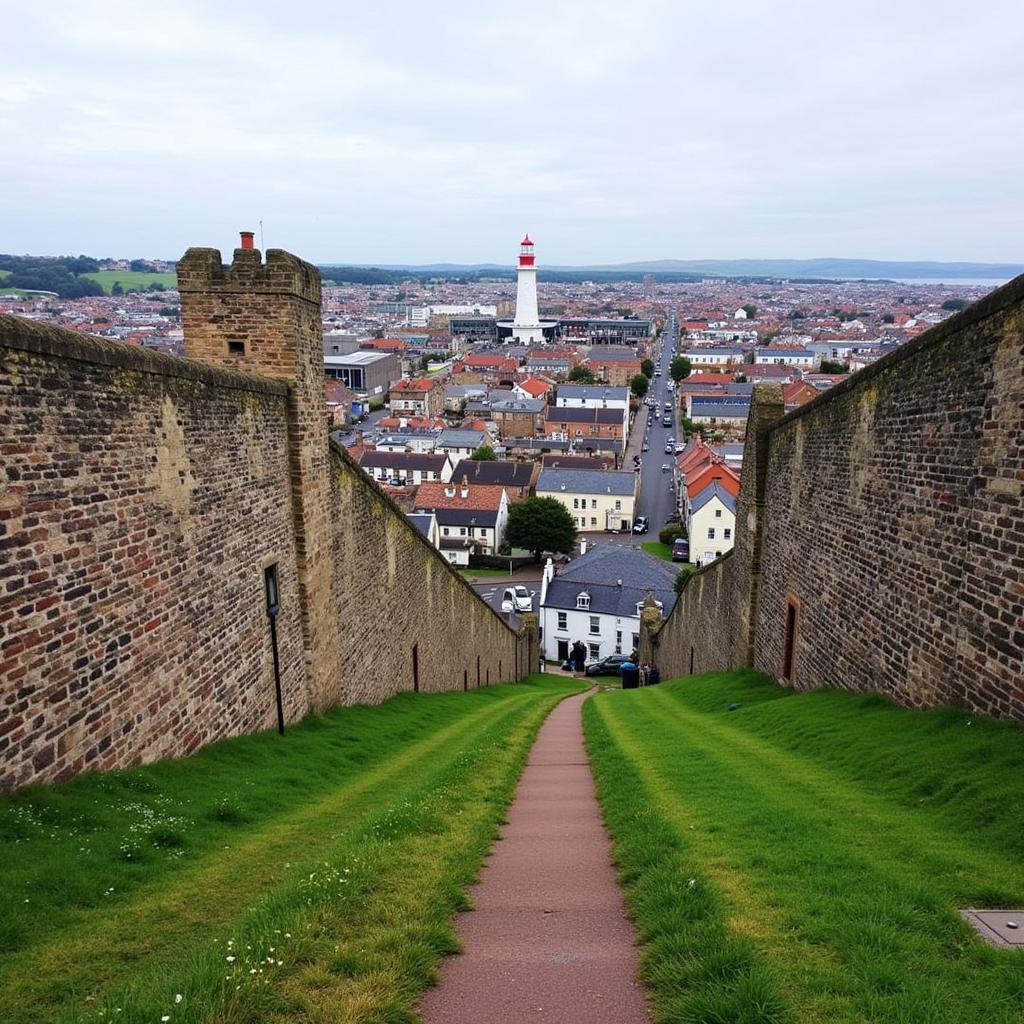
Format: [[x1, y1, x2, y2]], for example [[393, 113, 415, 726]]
[[584, 654, 632, 677], [672, 537, 690, 562]]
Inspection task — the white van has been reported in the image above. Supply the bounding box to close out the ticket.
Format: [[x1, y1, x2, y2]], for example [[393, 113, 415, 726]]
[[500, 585, 533, 614]]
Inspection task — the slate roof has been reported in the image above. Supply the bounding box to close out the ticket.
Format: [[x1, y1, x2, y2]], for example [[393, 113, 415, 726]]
[[543, 545, 677, 617], [358, 450, 449, 471], [556, 385, 630, 401], [536, 468, 636, 497], [690, 395, 752, 408], [406, 513, 435, 538], [489, 397, 547, 413], [690, 481, 737, 515], [451, 460, 534, 487], [690, 402, 752, 419], [436, 429, 488, 447]]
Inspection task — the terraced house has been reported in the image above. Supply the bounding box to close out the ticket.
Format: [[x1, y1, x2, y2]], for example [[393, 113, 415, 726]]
[[536, 467, 637, 533]]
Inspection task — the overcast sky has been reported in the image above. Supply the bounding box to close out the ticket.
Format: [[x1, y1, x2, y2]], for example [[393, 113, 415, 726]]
[[2, 0, 1022, 264]]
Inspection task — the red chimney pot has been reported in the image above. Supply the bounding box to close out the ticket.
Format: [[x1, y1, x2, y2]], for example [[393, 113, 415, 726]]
[[239, 231, 255, 250]]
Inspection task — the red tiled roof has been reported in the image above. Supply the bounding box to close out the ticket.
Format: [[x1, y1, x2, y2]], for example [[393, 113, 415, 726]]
[[414, 482, 507, 511], [391, 377, 436, 392]]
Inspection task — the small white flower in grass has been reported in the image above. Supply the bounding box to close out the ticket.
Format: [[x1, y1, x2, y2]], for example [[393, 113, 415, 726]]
[[226, 955, 236, 963], [175, 994, 182, 1004], [161, 1017, 170, 1022]]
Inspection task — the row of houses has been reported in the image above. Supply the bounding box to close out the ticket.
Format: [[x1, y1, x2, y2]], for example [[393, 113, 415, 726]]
[[389, 379, 632, 453], [674, 440, 741, 566]]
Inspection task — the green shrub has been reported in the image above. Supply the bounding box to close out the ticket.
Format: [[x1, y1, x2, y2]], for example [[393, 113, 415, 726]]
[[659, 525, 683, 546]]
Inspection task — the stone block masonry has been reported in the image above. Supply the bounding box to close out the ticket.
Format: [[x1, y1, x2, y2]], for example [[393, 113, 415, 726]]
[[0, 319, 305, 788], [0, 244, 526, 792], [644, 274, 1024, 721]]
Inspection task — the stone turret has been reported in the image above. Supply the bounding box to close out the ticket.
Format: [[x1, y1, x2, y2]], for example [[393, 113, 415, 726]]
[[177, 237, 343, 709]]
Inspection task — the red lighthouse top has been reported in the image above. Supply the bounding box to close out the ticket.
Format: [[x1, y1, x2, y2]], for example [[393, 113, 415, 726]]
[[519, 233, 535, 267]]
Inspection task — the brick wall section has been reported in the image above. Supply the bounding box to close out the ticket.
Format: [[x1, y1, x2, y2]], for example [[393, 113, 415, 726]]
[[755, 277, 1024, 718], [330, 443, 522, 701], [178, 247, 344, 711], [0, 317, 307, 789], [647, 274, 1024, 721]]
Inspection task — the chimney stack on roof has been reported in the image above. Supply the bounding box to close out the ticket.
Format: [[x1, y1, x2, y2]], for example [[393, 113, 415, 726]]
[[239, 230, 255, 250]]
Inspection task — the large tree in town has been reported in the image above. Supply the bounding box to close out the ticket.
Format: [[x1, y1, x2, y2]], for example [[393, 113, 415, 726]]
[[567, 365, 596, 384], [670, 355, 692, 383], [506, 497, 578, 563], [630, 374, 650, 399]]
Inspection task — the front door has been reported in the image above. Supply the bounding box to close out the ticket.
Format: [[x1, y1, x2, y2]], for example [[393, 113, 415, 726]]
[[557, 639, 569, 662]]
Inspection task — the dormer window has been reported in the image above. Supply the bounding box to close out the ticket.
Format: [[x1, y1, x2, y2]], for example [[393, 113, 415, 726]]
[[576, 592, 590, 610]]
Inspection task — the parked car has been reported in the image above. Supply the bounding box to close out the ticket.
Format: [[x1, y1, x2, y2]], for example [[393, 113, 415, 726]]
[[585, 654, 632, 677], [671, 537, 690, 562], [641, 442, 649, 452], [500, 585, 533, 613], [661, 463, 671, 472], [632, 515, 649, 534]]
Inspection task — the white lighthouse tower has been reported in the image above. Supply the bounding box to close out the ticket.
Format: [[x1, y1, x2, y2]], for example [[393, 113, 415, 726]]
[[512, 234, 544, 344]]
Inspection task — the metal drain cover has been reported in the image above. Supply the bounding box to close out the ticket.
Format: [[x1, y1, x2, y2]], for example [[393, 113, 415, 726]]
[[960, 909, 1024, 948]]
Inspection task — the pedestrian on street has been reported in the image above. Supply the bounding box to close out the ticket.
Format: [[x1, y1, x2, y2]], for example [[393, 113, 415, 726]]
[[572, 641, 586, 674]]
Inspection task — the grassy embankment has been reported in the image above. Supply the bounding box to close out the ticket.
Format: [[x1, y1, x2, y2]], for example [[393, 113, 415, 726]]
[[0, 676, 582, 1024], [586, 672, 1024, 1024], [640, 541, 673, 561], [83, 270, 178, 294]]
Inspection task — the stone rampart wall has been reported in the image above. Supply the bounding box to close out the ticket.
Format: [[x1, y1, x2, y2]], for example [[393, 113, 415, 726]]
[[645, 275, 1024, 720], [0, 318, 307, 788]]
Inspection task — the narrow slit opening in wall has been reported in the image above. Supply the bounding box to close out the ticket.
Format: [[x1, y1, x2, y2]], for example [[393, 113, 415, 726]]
[[689, 646, 694, 675], [264, 563, 285, 735], [486, 667, 490, 686], [477, 655, 480, 688], [412, 643, 419, 693], [783, 599, 798, 681], [228, 340, 246, 355], [463, 669, 468, 692]]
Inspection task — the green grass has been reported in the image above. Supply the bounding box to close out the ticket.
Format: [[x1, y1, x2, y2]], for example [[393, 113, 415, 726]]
[[83, 270, 177, 294], [0, 675, 583, 1023], [457, 567, 513, 579], [641, 541, 673, 561], [585, 672, 1024, 1024]]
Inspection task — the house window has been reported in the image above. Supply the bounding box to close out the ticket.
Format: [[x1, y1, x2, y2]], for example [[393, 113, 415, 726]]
[[588, 643, 600, 660], [707, 528, 715, 539], [591, 499, 597, 509], [442, 527, 449, 536], [460, 527, 467, 535], [615, 630, 622, 654], [724, 528, 732, 539], [576, 592, 590, 610], [580, 516, 586, 527], [589, 615, 600, 635], [715, 509, 722, 518], [591, 517, 597, 526], [573, 498, 579, 509], [614, 500, 621, 510], [632, 632, 640, 649], [557, 612, 567, 630]]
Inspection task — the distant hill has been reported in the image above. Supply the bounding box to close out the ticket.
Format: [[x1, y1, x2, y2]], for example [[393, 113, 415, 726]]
[[322, 257, 1023, 282]]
